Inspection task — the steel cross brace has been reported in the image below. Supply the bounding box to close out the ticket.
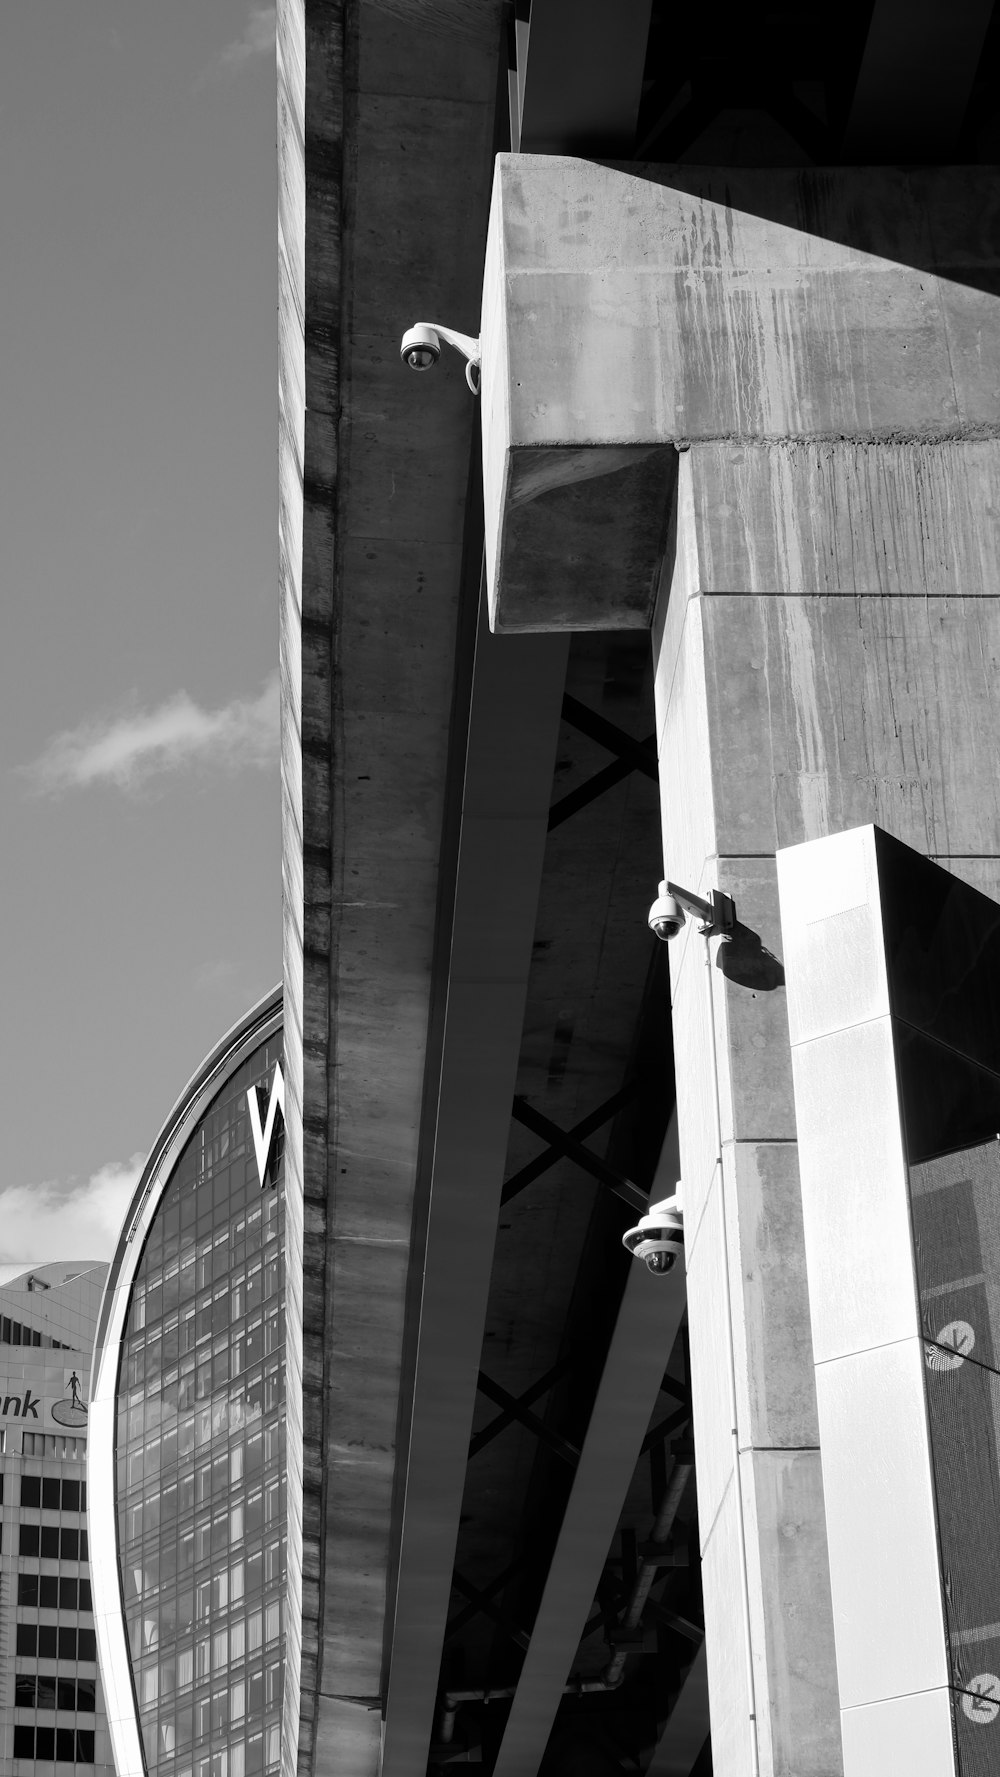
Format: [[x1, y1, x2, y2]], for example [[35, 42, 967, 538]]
[[507, 1098, 647, 1213], [475, 1370, 580, 1469]]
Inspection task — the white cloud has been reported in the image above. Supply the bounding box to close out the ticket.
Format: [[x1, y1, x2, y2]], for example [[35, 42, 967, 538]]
[[217, 6, 275, 72], [0, 1157, 144, 1265], [24, 672, 279, 795]]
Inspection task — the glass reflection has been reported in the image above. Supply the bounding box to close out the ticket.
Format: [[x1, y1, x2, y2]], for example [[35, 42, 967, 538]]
[[117, 1037, 285, 1777]]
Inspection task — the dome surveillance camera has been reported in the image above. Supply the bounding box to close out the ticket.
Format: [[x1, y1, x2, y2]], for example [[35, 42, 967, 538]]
[[400, 324, 441, 371], [647, 885, 686, 941], [623, 1192, 684, 1276], [400, 321, 481, 393]]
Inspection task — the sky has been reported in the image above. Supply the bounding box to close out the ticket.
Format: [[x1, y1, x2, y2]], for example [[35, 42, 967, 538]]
[[0, 4, 280, 1262]]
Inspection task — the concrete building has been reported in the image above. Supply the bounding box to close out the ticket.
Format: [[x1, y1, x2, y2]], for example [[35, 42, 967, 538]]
[[0, 1261, 112, 1777]]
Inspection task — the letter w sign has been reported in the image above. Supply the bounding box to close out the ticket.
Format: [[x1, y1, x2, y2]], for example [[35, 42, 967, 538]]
[[247, 1065, 285, 1188]]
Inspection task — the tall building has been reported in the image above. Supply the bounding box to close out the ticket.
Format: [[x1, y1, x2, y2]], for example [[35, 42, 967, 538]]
[[0, 1261, 111, 1777], [87, 5, 1000, 1776], [274, 2, 1000, 1775], [89, 989, 293, 1777]]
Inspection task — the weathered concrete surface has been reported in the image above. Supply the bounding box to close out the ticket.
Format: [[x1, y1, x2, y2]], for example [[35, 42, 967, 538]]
[[280, 4, 504, 1776], [482, 156, 1000, 631], [659, 437, 1000, 1775], [482, 157, 1000, 1775]]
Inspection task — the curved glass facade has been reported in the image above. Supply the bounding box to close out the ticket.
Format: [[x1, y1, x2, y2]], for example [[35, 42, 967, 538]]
[[102, 1014, 286, 1777]]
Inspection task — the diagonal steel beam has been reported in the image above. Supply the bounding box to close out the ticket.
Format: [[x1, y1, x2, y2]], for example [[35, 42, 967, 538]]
[[548, 738, 656, 831], [509, 1099, 647, 1212], [645, 1643, 709, 1776], [380, 609, 569, 1777], [491, 1252, 688, 1777], [561, 695, 659, 780]]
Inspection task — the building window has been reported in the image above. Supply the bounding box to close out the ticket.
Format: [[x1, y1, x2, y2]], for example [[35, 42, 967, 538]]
[[21, 1433, 84, 1458], [14, 1625, 97, 1662], [11, 1725, 94, 1763], [116, 1033, 285, 1777], [16, 1574, 88, 1609]]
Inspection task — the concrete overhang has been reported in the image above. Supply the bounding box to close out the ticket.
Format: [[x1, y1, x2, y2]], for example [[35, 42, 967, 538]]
[[480, 155, 1000, 633]]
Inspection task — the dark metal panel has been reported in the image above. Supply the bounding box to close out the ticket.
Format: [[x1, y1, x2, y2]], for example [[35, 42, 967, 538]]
[[380, 614, 569, 1777], [646, 1645, 710, 1776], [517, 0, 653, 155], [491, 1256, 687, 1777], [844, 0, 994, 158]]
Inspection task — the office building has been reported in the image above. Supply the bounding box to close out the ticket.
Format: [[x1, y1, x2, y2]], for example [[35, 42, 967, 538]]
[[89, 989, 290, 1777], [0, 1261, 111, 1776], [90, 3, 1000, 1774]]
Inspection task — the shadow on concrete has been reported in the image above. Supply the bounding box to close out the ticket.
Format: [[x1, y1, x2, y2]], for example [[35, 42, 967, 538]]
[[716, 922, 785, 993]]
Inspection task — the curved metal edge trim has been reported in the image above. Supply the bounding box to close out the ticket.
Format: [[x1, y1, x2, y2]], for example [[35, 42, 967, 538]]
[[89, 990, 283, 1777]]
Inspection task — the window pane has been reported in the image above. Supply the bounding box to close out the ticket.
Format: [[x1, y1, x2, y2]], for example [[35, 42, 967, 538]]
[[13, 1727, 35, 1758], [38, 1625, 58, 1658], [42, 1477, 60, 1510], [17, 1573, 38, 1606], [21, 1475, 40, 1507], [16, 1624, 37, 1656], [40, 1575, 59, 1609], [14, 1676, 35, 1708], [19, 1524, 39, 1556]]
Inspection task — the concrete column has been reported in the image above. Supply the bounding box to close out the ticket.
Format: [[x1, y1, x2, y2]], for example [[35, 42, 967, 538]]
[[777, 826, 1000, 1774], [480, 153, 1000, 1777]]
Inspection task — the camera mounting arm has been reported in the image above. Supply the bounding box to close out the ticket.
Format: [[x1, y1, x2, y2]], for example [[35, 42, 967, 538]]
[[647, 879, 736, 942], [666, 882, 735, 937]]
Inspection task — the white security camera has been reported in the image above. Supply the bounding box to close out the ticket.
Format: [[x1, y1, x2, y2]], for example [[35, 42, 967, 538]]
[[648, 887, 686, 941], [400, 324, 441, 371], [400, 322, 481, 393], [647, 879, 736, 943], [623, 1191, 684, 1275]]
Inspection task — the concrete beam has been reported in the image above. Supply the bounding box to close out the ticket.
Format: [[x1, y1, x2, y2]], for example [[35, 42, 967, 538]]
[[480, 156, 1000, 633], [283, 5, 504, 1773]]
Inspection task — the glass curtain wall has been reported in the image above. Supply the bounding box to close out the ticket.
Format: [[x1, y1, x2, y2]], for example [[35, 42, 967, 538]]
[[115, 1034, 285, 1777]]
